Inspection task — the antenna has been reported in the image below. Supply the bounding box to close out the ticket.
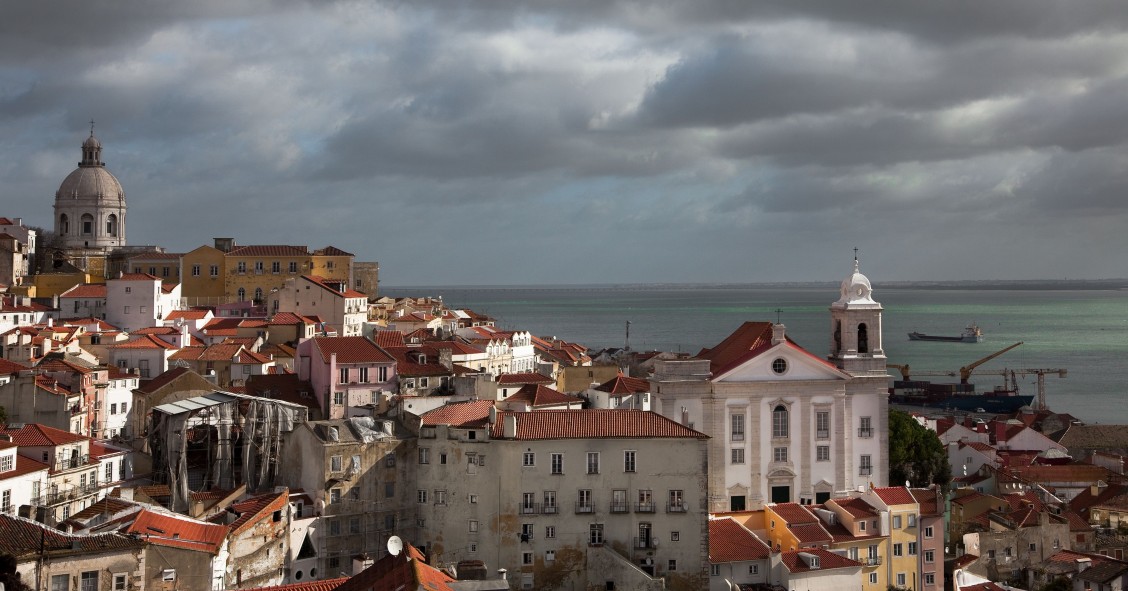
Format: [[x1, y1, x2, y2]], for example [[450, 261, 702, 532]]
[[387, 535, 403, 557]]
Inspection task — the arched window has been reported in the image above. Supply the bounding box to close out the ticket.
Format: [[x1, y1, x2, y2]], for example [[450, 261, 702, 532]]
[[772, 405, 789, 438], [254, 287, 263, 302], [237, 288, 246, 301], [106, 214, 117, 237], [833, 320, 842, 354], [81, 213, 94, 236], [60, 214, 70, 234], [858, 323, 869, 354]]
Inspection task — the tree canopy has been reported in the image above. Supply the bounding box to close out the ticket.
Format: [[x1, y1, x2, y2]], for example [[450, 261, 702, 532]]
[[888, 410, 951, 491]]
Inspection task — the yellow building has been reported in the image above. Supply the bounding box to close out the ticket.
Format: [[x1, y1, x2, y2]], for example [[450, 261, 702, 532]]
[[180, 244, 227, 305], [310, 246, 353, 283], [864, 486, 921, 590]]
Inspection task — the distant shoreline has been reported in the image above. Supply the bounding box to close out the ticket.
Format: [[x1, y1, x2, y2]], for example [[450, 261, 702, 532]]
[[382, 279, 1128, 291]]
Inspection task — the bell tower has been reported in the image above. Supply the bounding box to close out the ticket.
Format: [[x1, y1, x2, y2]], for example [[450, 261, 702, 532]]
[[828, 255, 886, 377]]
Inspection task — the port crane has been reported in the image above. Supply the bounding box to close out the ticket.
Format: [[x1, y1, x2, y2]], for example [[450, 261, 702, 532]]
[[889, 342, 1066, 411]]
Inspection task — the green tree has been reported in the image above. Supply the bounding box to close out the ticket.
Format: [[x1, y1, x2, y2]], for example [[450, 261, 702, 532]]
[[888, 410, 951, 490]]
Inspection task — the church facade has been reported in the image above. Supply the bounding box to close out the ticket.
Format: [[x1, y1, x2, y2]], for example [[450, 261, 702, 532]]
[[650, 260, 889, 512]]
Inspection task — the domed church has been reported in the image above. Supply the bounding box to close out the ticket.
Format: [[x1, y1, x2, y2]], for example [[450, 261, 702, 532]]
[[51, 125, 127, 278]]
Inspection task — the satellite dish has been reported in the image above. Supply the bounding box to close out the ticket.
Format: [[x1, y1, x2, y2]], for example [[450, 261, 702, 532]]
[[387, 536, 403, 557]]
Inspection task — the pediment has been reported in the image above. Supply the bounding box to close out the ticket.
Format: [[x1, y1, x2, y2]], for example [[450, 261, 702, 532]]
[[714, 342, 850, 383]]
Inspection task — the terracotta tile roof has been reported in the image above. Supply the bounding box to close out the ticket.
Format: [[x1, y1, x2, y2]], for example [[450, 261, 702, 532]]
[[312, 337, 394, 364], [1007, 463, 1114, 484], [1063, 510, 1092, 531], [167, 309, 212, 320], [114, 334, 179, 350], [490, 409, 708, 440], [421, 400, 496, 428], [1072, 484, 1128, 518], [790, 522, 833, 544], [198, 344, 245, 362], [114, 273, 161, 282], [227, 245, 309, 257], [60, 283, 107, 298], [1004, 491, 1046, 512], [769, 503, 818, 525], [1078, 560, 1128, 584], [229, 490, 289, 536], [951, 491, 989, 506], [596, 374, 651, 394], [334, 544, 456, 591], [429, 340, 485, 355], [236, 349, 272, 364], [872, 486, 917, 506], [830, 496, 878, 518], [128, 252, 181, 261], [133, 326, 179, 335], [0, 514, 143, 559], [910, 488, 942, 516], [125, 509, 228, 554], [779, 547, 861, 573], [0, 423, 90, 447], [269, 312, 316, 325], [244, 577, 349, 591], [0, 358, 28, 374], [372, 330, 406, 348], [313, 246, 354, 257], [170, 347, 205, 361], [507, 384, 583, 408], [709, 517, 770, 563], [698, 321, 840, 377], [497, 372, 554, 385], [68, 496, 138, 521], [1056, 424, 1128, 451], [89, 441, 129, 458]]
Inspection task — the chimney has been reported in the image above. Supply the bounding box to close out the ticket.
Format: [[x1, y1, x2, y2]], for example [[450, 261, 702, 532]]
[[1077, 558, 1091, 573], [772, 323, 786, 345], [497, 569, 507, 581], [994, 422, 1007, 446], [503, 414, 517, 439]]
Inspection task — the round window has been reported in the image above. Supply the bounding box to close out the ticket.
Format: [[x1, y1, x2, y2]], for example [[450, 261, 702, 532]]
[[771, 358, 788, 375], [310, 568, 317, 578], [295, 571, 303, 581]]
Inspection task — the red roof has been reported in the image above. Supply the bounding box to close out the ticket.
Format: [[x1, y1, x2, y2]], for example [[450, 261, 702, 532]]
[[490, 409, 708, 440], [420, 400, 495, 428], [335, 544, 456, 591], [507, 384, 583, 408], [910, 488, 942, 516], [596, 374, 650, 394], [312, 337, 394, 364], [114, 273, 162, 282], [497, 372, 554, 385], [313, 246, 354, 257], [0, 358, 27, 374], [245, 578, 348, 591], [229, 490, 289, 536], [0, 454, 50, 481], [779, 547, 861, 573], [769, 503, 818, 525], [372, 330, 406, 348], [709, 517, 770, 563], [227, 245, 309, 257], [872, 486, 917, 506], [60, 283, 107, 298], [698, 321, 840, 377], [789, 522, 832, 544], [114, 334, 178, 350], [167, 309, 211, 320], [830, 496, 878, 518], [0, 423, 90, 447], [125, 509, 228, 554]]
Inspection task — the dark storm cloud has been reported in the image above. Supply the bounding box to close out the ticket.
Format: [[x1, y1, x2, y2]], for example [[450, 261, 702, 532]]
[[2, 1, 1128, 284]]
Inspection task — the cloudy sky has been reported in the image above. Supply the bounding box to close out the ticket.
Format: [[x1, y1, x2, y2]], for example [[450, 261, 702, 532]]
[[3, 2, 1127, 286]]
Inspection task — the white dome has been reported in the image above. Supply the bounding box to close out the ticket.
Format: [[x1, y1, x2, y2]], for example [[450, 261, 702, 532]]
[[56, 166, 125, 202], [834, 259, 877, 306]]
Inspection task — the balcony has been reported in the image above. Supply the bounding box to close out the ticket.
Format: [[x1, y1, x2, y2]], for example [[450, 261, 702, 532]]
[[610, 502, 629, 514], [635, 502, 656, 513], [54, 454, 90, 471], [859, 467, 873, 476], [666, 502, 687, 513], [817, 429, 830, 439], [862, 556, 882, 566], [519, 503, 540, 515], [858, 428, 874, 438], [575, 502, 594, 514], [542, 504, 558, 515], [634, 537, 658, 550]]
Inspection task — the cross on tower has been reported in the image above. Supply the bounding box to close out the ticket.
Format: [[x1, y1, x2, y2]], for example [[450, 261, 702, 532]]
[[853, 247, 859, 261], [775, 308, 783, 324], [90, 119, 95, 137]]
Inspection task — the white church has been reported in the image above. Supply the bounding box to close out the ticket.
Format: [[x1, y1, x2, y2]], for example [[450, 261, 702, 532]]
[[650, 259, 889, 511]]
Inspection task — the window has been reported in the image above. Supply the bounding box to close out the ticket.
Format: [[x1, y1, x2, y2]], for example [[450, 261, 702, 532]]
[[924, 573, 935, 586], [272, 261, 281, 273], [254, 261, 264, 274], [1030, 543, 1037, 552], [731, 448, 745, 464], [546, 525, 556, 538], [439, 452, 447, 465], [331, 455, 343, 471], [81, 214, 94, 235], [359, 367, 369, 383], [329, 519, 341, 535], [816, 410, 830, 439], [192, 264, 201, 277], [81, 571, 99, 591], [0, 455, 13, 472], [339, 367, 349, 383], [870, 573, 878, 585], [897, 574, 906, 587], [521, 523, 534, 541], [671, 531, 680, 541], [209, 264, 219, 277], [589, 523, 604, 545], [624, 450, 636, 472], [587, 452, 600, 474], [893, 515, 902, 528], [333, 391, 344, 405], [545, 550, 555, 562], [772, 404, 789, 438], [522, 492, 536, 513], [289, 261, 298, 273], [418, 447, 430, 464], [924, 525, 934, 538], [749, 564, 758, 575], [771, 357, 787, 374], [893, 543, 903, 557], [551, 453, 563, 474], [469, 494, 478, 504], [925, 550, 934, 563], [523, 452, 535, 467], [1, 490, 10, 512], [859, 416, 873, 438], [638, 489, 654, 511], [668, 560, 677, 572], [105, 461, 113, 482], [435, 490, 447, 505], [385, 482, 395, 497], [710, 565, 720, 576], [237, 261, 247, 273], [124, 305, 131, 314], [522, 552, 533, 565], [237, 288, 246, 301], [731, 413, 745, 441], [330, 488, 341, 504], [51, 575, 70, 591], [817, 445, 830, 461], [417, 490, 427, 503], [860, 454, 872, 476], [668, 489, 685, 511], [908, 514, 917, 527], [113, 573, 127, 591], [469, 520, 479, 532], [544, 491, 557, 511], [909, 542, 917, 555], [578, 489, 593, 511], [773, 447, 788, 463]]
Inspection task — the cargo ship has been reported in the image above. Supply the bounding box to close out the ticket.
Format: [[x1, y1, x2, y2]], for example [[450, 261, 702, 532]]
[[889, 379, 1034, 413], [908, 323, 983, 343]]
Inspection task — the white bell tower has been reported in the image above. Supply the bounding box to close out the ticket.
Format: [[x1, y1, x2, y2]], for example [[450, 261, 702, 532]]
[[828, 256, 886, 377]]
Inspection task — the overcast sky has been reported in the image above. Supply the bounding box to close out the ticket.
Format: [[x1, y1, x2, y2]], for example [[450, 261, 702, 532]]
[[3, 2, 1127, 286]]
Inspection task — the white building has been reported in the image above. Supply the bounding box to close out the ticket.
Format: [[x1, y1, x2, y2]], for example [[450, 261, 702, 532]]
[[650, 259, 889, 511], [414, 405, 710, 591], [105, 273, 181, 333], [0, 436, 49, 517], [269, 275, 368, 337], [102, 367, 139, 439], [59, 283, 108, 320]]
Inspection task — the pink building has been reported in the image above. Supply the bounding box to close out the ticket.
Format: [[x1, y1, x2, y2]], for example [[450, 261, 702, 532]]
[[295, 336, 396, 419]]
